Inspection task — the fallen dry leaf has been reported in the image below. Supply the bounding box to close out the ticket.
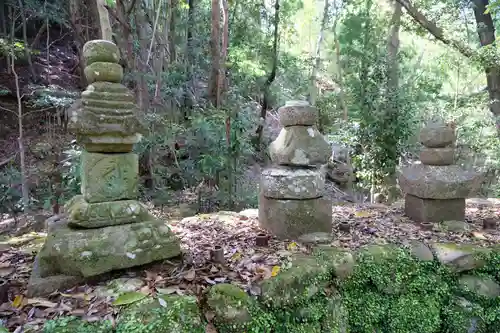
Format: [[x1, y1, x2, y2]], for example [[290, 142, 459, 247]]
[[355, 210, 372, 218], [471, 231, 487, 240], [12, 295, 24, 309], [26, 298, 58, 308], [0, 266, 14, 277], [184, 268, 196, 281]]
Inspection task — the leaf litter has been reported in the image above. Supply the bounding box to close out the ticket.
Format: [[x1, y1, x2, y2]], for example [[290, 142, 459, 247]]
[[0, 199, 500, 331]]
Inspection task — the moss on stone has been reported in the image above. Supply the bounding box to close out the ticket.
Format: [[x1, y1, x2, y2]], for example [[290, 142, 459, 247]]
[[43, 316, 113, 333], [206, 283, 253, 332], [84, 62, 123, 84], [259, 254, 332, 308], [82, 40, 120, 65], [313, 246, 355, 279], [115, 296, 204, 333]]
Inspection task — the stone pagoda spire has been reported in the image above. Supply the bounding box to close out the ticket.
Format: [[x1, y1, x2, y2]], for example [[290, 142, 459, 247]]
[[398, 120, 483, 223], [27, 40, 181, 296], [259, 101, 332, 240]]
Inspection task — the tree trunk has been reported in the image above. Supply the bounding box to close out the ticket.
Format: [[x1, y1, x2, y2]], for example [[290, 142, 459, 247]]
[[96, 0, 113, 40], [472, 0, 500, 132], [219, 0, 229, 101], [17, 0, 36, 79], [169, 0, 178, 62], [12, 55, 29, 212], [386, 1, 401, 100], [254, 0, 280, 150], [332, 0, 348, 120], [308, 0, 329, 106], [113, 0, 134, 70], [383, 0, 402, 203], [208, 0, 221, 107], [184, 0, 196, 114]]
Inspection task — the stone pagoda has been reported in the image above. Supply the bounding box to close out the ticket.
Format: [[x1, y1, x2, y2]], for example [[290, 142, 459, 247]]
[[259, 101, 332, 240], [28, 40, 181, 296], [398, 120, 483, 223]]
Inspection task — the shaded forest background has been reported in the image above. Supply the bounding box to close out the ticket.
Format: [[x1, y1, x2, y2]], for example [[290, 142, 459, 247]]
[[1, 0, 500, 218]]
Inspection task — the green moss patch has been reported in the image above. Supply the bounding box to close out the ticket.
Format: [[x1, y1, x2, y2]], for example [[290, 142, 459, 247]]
[[115, 296, 204, 333]]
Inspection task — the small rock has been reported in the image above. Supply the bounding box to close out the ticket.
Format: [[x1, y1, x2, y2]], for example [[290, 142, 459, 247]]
[[459, 275, 500, 299], [409, 241, 434, 261], [298, 232, 332, 245], [362, 227, 377, 235], [441, 220, 470, 233], [238, 209, 258, 219], [431, 243, 488, 272], [206, 284, 252, 326]]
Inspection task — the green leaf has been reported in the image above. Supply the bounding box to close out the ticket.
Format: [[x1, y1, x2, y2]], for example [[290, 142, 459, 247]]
[[112, 291, 147, 306]]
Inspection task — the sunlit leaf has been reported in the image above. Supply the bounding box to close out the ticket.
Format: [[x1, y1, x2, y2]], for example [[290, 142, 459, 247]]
[[12, 295, 24, 308], [112, 292, 147, 306]]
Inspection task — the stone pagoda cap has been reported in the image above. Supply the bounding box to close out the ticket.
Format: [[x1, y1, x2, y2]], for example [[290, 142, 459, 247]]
[[68, 40, 147, 153], [419, 120, 456, 148], [398, 165, 483, 199], [278, 100, 318, 127], [83, 40, 121, 65]]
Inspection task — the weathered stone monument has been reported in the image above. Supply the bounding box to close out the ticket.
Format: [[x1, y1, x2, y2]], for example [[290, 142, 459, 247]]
[[259, 101, 332, 239], [27, 40, 181, 296], [398, 120, 483, 223]]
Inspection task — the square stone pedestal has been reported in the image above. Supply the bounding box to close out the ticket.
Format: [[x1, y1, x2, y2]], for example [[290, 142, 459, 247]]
[[258, 194, 332, 239], [81, 151, 139, 203], [405, 194, 465, 222]]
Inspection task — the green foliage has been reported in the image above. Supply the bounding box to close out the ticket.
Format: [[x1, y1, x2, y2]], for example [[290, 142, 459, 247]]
[[137, 103, 258, 211], [0, 166, 22, 214], [340, 247, 500, 333], [115, 296, 205, 333]]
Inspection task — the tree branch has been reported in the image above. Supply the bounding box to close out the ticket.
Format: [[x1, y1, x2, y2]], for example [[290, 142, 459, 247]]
[[395, 0, 475, 58]]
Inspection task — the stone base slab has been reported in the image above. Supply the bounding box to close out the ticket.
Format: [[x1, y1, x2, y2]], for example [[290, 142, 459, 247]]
[[405, 194, 465, 223], [27, 256, 84, 297], [65, 195, 150, 228], [258, 194, 332, 240], [261, 166, 325, 199], [37, 217, 181, 278], [81, 151, 138, 202]]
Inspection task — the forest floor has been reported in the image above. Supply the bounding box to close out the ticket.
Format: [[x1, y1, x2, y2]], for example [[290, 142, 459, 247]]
[[0, 198, 499, 331]]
